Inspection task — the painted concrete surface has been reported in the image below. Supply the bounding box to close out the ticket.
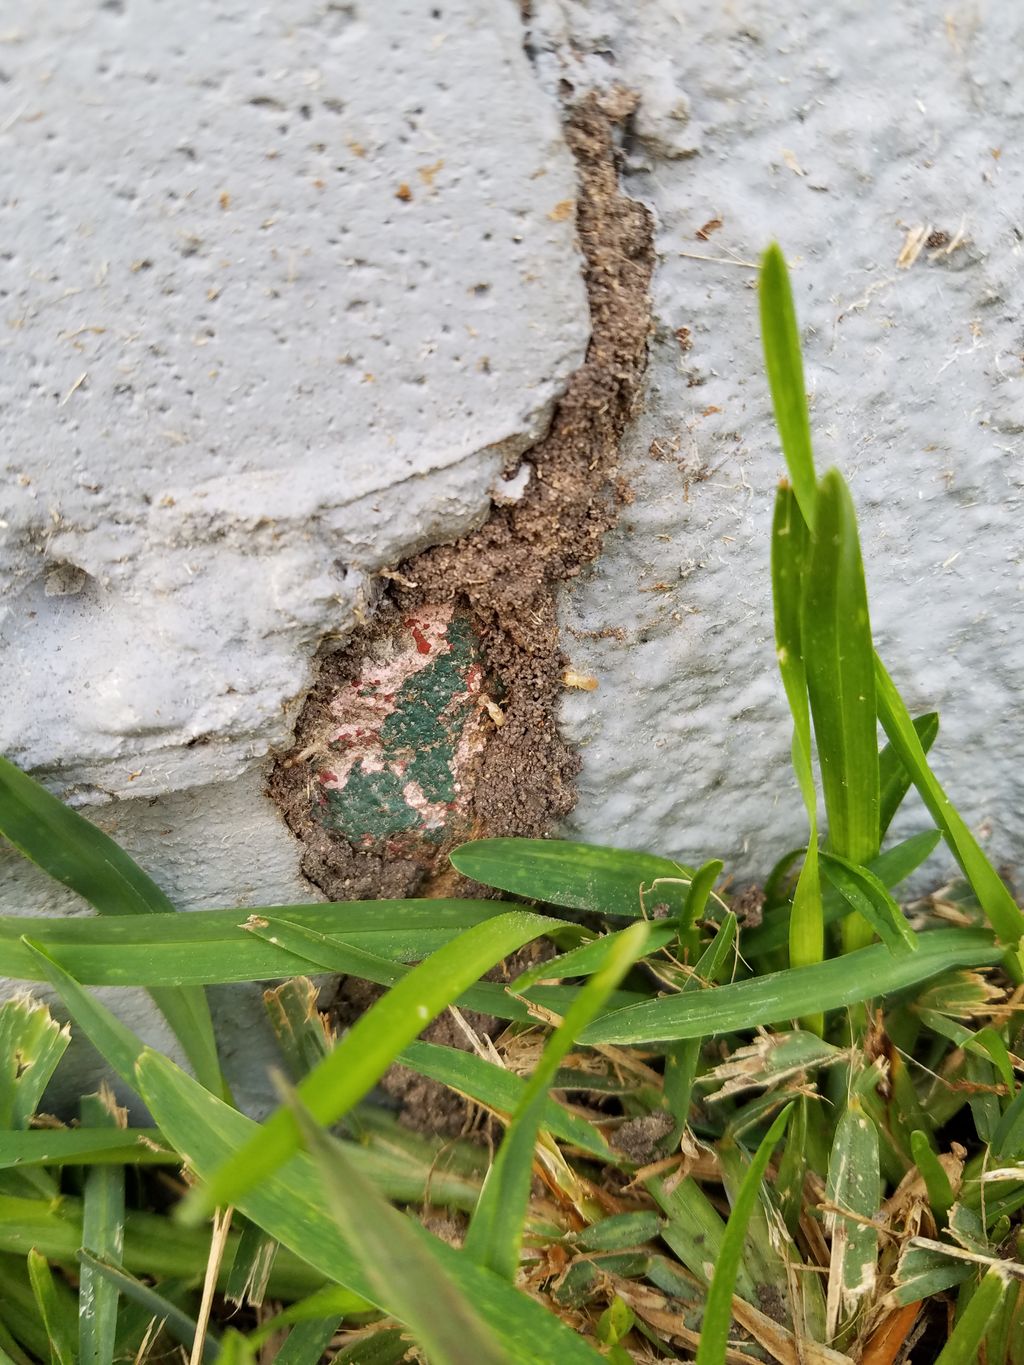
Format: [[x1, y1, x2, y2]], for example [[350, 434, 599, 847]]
[[0, 0, 587, 1107], [313, 607, 492, 855], [546, 1, 1024, 886], [0, 0, 588, 803]]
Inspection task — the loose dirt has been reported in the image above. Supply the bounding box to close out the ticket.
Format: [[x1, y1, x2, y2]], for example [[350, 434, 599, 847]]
[[269, 92, 655, 904]]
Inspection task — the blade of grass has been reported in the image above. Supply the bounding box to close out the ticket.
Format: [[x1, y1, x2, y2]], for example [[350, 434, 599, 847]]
[[0, 1252, 59, 1365], [909, 1130, 954, 1223], [802, 470, 879, 889], [824, 1098, 881, 1344], [874, 654, 1024, 955], [79, 1090, 126, 1365], [20, 940, 145, 1093], [26, 1248, 76, 1365], [0, 898, 518, 985], [663, 915, 738, 1138], [290, 1094, 515, 1365], [398, 1040, 618, 1163], [933, 1269, 1008, 1365], [880, 713, 938, 839], [181, 909, 563, 1221], [694, 1105, 793, 1365], [76, 1251, 218, 1362], [136, 1051, 608, 1364], [819, 851, 919, 954], [0, 1130, 174, 1168], [263, 977, 331, 1081], [271, 1318, 346, 1365], [679, 859, 724, 959], [0, 997, 70, 1129], [0, 1195, 324, 1298], [511, 923, 676, 991], [772, 480, 823, 1023], [464, 922, 650, 1279], [580, 928, 1001, 1045], [2, 907, 632, 1029], [759, 243, 817, 527], [745, 830, 941, 959], [0, 755, 222, 1094], [222, 1216, 278, 1310], [450, 838, 694, 918]]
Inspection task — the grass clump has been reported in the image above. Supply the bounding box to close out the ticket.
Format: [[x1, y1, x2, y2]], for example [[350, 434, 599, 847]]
[[0, 245, 1022, 1363]]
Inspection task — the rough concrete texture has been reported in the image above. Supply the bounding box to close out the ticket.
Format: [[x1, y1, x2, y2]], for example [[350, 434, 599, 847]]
[[537, 1, 1024, 887], [271, 94, 654, 908], [0, 0, 589, 1106], [0, 0, 588, 802]]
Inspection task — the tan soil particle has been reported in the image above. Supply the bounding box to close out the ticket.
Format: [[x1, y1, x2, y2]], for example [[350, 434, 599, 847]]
[[268, 92, 655, 908]]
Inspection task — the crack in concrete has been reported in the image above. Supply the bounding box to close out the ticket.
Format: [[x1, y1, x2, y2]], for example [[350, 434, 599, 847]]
[[269, 90, 655, 902]]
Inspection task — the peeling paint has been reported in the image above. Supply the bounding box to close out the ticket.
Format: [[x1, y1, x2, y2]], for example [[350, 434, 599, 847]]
[[313, 605, 491, 854]]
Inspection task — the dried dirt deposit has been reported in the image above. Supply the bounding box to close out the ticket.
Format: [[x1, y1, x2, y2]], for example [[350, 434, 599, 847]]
[[270, 93, 655, 902]]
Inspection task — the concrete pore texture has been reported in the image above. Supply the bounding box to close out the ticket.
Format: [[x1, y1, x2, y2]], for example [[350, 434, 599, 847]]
[[0, 0, 590, 1110], [537, 1, 1024, 892]]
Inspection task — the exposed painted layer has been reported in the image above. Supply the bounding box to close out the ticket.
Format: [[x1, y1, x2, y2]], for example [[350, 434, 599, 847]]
[[312, 607, 492, 855], [271, 93, 656, 899]]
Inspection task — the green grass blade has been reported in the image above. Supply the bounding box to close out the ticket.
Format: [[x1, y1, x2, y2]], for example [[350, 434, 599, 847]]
[[0, 899, 518, 985], [263, 977, 331, 1081], [0, 997, 70, 1129], [580, 929, 1001, 1045], [26, 1248, 76, 1365], [825, 1099, 881, 1342], [223, 1217, 278, 1309], [879, 713, 938, 839], [20, 940, 145, 1092], [0, 755, 222, 1092], [79, 1092, 125, 1365], [910, 1130, 954, 1222], [680, 859, 723, 958], [271, 1318, 345, 1365], [399, 1041, 617, 1163], [934, 1269, 1008, 1365], [759, 244, 817, 527], [664, 915, 738, 1137], [464, 922, 650, 1279], [694, 1105, 793, 1365], [0, 756, 177, 917], [802, 469, 879, 879], [511, 923, 675, 991], [874, 654, 1024, 951], [770, 483, 824, 1016], [76, 1250, 217, 1361], [0, 1130, 173, 1169], [0, 1195, 323, 1298], [819, 851, 919, 954], [1, 910, 644, 1030], [290, 1095, 514, 1365], [181, 910, 560, 1221], [136, 1051, 607, 1364], [745, 830, 941, 959], [450, 838, 693, 917]]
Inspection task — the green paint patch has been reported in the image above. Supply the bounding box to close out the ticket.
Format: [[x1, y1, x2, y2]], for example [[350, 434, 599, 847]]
[[315, 606, 491, 853]]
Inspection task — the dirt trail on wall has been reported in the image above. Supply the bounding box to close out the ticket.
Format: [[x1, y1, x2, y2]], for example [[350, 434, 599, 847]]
[[269, 92, 654, 903]]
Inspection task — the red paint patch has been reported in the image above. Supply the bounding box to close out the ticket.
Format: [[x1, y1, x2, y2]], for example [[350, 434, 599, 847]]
[[405, 618, 432, 655]]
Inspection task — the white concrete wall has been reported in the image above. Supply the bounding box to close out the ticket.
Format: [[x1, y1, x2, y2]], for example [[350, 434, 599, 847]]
[[547, 0, 1024, 890], [0, 0, 588, 1107]]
